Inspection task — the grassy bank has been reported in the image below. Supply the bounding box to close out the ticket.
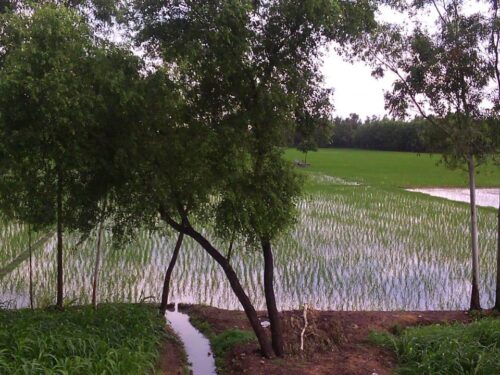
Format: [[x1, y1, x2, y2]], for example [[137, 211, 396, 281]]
[[0, 304, 168, 374], [370, 318, 500, 375], [285, 148, 500, 188], [188, 312, 255, 373]]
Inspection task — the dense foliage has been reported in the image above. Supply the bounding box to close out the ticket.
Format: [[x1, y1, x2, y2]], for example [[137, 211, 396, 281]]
[[0, 304, 165, 374]]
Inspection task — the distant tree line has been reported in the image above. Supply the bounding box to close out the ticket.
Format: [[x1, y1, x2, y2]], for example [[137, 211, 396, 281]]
[[293, 113, 500, 155], [329, 115, 432, 152]]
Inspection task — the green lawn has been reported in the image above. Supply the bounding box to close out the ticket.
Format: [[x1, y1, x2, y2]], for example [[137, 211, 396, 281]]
[[285, 148, 500, 188], [0, 304, 167, 374]]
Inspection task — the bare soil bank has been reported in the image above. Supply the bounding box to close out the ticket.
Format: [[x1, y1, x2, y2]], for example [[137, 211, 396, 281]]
[[176, 305, 498, 375]]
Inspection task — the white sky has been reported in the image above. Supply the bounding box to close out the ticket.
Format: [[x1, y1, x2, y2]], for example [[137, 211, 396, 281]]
[[321, 50, 395, 119]]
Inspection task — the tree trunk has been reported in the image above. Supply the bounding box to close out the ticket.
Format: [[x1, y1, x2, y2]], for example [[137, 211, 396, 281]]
[[159, 211, 273, 358], [262, 240, 284, 357], [92, 220, 105, 309], [495, 189, 500, 311], [29, 225, 33, 310], [467, 156, 481, 311], [191, 229, 273, 358], [159, 232, 184, 315], [56, 169, 64, 310]]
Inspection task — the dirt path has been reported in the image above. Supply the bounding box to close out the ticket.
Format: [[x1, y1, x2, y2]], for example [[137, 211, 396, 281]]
[[157, 325, 187, 375], [180, 305, 479, 375]]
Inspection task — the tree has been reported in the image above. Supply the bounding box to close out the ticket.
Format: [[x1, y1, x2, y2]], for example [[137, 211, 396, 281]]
[[364, 0, 496, 310], [487, 0, 500, 311], [0, 6, 99, 308], [0, 0, 120, 22], [130, 0, 376, 357], [0, 5, 143, 309], [297, 138, 318, 164], [214, 150, 301, 357]]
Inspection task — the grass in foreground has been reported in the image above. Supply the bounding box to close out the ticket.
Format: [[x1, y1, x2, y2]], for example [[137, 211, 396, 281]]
[[0, 303, 166, 374], [285, 148, 500, 188], [370, 318, 500, 375]]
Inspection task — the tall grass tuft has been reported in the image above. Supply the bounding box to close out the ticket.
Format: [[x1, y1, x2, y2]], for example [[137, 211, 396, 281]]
[[370, 318, 500, 375], [0, 304, 166, 374]]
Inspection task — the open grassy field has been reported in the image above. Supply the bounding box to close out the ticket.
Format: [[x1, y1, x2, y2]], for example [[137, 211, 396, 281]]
[[1, 148, 499, 311], [285, 148, 500, 188]]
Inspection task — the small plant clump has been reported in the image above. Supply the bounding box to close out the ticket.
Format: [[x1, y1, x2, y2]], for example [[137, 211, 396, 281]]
[[282, 307, 344, 356], [369, 318, 500, 375], [0, 304, 166, 374]]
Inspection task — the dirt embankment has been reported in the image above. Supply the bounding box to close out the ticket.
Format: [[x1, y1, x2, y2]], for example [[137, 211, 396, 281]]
[[179, 305, 480, 375], [158, 324, 187, 375]]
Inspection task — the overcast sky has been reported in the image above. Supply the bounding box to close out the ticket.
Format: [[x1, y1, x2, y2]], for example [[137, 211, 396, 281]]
[[321, 50, 395, 120]]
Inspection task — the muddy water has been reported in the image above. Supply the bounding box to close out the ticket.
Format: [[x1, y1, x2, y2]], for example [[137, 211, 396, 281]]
[[165, 305, 216, 375], [407, 188, 500, 208]]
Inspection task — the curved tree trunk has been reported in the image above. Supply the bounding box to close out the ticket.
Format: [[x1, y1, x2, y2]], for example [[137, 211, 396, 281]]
[[467, 156, 481, 311], [495, 190, 500, 311], [262, 240, 284, 357], [56, 169, 64, 310], [92, 220, 105, 309], [159, 232, 184, 315], [159, 211, 273, 358], [190, 228, 273, 358]]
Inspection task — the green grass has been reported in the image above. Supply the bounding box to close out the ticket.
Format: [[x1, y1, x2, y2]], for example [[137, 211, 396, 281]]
[[0, 304, 167, 374], [370, 318, 500, 375], [188, 315, 255, 373], [285, 148, 500, 188], [211, 329, 256, 370]]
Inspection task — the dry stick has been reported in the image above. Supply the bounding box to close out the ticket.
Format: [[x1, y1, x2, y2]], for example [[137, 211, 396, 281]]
[[300, 303, 308, 351], [56, 169, 63, 309], [91, 220, 105, 309], [496, 189, 500, 310], [28, 224, 33, 310]]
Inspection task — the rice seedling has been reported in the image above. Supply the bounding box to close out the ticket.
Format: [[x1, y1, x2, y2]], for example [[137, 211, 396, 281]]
[[1, 177, 497, 311], [1, 149, 499, 311]]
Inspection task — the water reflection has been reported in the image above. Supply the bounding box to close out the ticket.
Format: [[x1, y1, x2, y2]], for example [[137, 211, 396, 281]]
[[1, 187, 497, 311], [166, 304, 216, 375]]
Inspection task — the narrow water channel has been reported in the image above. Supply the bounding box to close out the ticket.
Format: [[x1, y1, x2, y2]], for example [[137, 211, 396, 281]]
[[165, 304, 217, 375]]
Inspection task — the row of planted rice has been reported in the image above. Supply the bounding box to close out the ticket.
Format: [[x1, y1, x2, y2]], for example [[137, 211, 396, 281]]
[[1, 183, 497, 311]]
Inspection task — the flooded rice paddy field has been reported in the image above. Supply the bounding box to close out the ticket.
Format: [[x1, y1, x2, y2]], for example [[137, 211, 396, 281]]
[[407, 188, 500, 208], [1, 179, 498, 311]]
